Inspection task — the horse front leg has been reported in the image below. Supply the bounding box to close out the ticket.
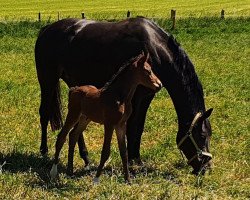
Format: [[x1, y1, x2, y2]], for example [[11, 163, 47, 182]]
[[126, 87, 154, 165], [115, 122, 130, 183], [133, 93, 154, 164], [94, 124, 114, 184]]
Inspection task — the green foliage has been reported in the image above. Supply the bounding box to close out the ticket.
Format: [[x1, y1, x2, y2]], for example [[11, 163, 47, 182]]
[[0, 16, 249, 199], [0, 0, 249, 20]]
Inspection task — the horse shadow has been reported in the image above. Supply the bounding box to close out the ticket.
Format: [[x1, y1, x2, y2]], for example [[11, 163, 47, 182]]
[[0, 151, 186, 189], [0, 151, 54, 181]]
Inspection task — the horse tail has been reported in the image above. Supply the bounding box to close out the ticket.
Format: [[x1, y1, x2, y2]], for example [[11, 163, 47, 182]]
[[50, 81, 63, 131]]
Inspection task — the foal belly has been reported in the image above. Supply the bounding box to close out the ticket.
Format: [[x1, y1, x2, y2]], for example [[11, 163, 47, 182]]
[[82, 101, 105, 124]]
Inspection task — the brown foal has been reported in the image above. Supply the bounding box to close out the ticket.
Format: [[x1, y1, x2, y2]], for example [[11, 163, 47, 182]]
[[50, 53, 162, 183]]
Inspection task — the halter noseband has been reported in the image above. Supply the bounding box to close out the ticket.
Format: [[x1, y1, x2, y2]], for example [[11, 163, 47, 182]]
[[177, 112, 212, 165]]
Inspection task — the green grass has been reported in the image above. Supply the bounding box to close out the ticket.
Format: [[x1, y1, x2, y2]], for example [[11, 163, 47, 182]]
[[0, 10, 249, 200], [0, 0, 250, 20]]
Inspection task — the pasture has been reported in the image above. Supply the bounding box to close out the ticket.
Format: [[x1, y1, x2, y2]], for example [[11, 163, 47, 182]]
[[0, 0, 250, 20], [0, 1, 249, 199]]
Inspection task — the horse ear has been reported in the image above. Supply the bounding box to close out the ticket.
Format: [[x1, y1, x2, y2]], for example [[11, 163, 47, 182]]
[[201, 108, 213, 121]]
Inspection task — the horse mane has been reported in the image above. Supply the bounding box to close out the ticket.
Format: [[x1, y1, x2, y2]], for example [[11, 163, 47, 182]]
[[167, 34, 205, 113], [101, 53, 143, 92]]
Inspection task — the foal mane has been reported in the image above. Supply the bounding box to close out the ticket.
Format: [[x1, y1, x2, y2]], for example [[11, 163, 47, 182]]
[[101, 54, 143, 92]]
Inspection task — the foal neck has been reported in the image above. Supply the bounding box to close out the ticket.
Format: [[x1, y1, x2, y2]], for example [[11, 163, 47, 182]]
[[101, 69, 138, 103]]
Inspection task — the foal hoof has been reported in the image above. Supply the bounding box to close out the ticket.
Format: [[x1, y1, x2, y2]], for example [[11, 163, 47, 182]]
[[125, 179, 132, 185], [50, 164, 58, 179], [84, 165, 90, 171], [93, 177, 100, 185]]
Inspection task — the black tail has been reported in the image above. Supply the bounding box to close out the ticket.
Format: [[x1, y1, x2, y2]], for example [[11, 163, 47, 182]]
[[50, 81, 63, 131]]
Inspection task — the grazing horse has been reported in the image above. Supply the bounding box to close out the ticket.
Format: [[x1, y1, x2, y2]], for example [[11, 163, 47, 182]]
[[50, 53, 162, 183], [35, 16, 213, 175]]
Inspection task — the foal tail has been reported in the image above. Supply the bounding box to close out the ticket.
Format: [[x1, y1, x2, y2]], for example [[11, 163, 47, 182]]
[[50, 81, 63, 131]]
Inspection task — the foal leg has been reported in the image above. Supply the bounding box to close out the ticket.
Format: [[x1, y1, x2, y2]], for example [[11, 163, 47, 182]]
[[50, 112, 80, 179], [67, 116, 90, 175], [94, 124, 114, 184], [115, 123, 130, 183], [78, 131, 90, 167]]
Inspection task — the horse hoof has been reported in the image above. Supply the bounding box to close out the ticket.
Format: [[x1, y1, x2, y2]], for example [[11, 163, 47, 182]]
[[40, 148, 48, 156], [93, 177, 100, 185], [134, 158, 143, 166], [50, 164, 58, 179], [66, 169, 73, 177]]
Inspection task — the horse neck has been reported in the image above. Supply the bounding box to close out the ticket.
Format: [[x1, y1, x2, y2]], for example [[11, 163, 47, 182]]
[[101, 69, 138, 103], [167, 75, 205, 129], [160, 39, 206, 129]]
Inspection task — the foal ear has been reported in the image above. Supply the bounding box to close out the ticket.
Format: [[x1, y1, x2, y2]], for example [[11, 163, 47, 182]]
[[137, 53, 147, 66], [145, 52, 149, 62], [201, 108, 213, 121], [137, 52, 149, 66]]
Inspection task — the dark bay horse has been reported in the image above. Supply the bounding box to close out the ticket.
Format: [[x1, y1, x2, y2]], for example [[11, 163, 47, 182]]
[[35, 16, 213, 175], [50, 53, 162, 183]]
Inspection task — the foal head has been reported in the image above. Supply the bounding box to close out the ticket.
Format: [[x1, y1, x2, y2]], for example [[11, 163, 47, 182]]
[[132, 53, 162, 92]]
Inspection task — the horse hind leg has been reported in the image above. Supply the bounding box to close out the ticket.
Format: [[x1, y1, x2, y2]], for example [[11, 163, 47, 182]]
[[38, 76, 63, 156]]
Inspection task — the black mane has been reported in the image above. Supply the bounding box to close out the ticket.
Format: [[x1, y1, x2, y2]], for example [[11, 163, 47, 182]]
[[165, 34, 205, 122]]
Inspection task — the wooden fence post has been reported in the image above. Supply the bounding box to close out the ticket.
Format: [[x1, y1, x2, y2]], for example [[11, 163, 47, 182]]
[[38, 12, 41, 22], [127, 10, 131, 18], [171, 9, 176, 30], [82, 12, 85, 19], [221, 9, 225, 19]]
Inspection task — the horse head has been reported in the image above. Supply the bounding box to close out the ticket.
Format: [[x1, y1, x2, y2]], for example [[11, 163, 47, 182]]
[[177, 108, 213, 175]]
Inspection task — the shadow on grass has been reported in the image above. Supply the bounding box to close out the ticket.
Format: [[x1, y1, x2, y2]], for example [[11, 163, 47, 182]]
[[0, 151, 91, 193], [0, 151, 55, 181], [0, 151, 186, 191]]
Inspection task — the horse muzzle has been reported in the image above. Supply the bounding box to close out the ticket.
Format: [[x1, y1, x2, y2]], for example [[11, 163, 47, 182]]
[[153, 80, 162, 92]]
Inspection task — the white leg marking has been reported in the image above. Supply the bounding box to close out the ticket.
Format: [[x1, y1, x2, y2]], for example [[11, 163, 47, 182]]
[[84, 165, 90, 171], [50, 164, 58, 179]]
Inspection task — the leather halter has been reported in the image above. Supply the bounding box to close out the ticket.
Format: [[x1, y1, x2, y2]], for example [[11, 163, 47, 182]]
[[177, 112, 212, 164]]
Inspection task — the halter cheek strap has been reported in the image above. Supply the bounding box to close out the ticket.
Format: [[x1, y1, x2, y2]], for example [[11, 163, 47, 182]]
[[177, 112, 212, 164]]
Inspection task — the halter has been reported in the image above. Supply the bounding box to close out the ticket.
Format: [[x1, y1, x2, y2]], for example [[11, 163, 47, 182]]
[[177, 112, 212, 165]]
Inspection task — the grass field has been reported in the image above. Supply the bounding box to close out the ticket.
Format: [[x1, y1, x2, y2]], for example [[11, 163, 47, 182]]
[[0, 1, 250, 199], [0, 0, 250, 20]]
